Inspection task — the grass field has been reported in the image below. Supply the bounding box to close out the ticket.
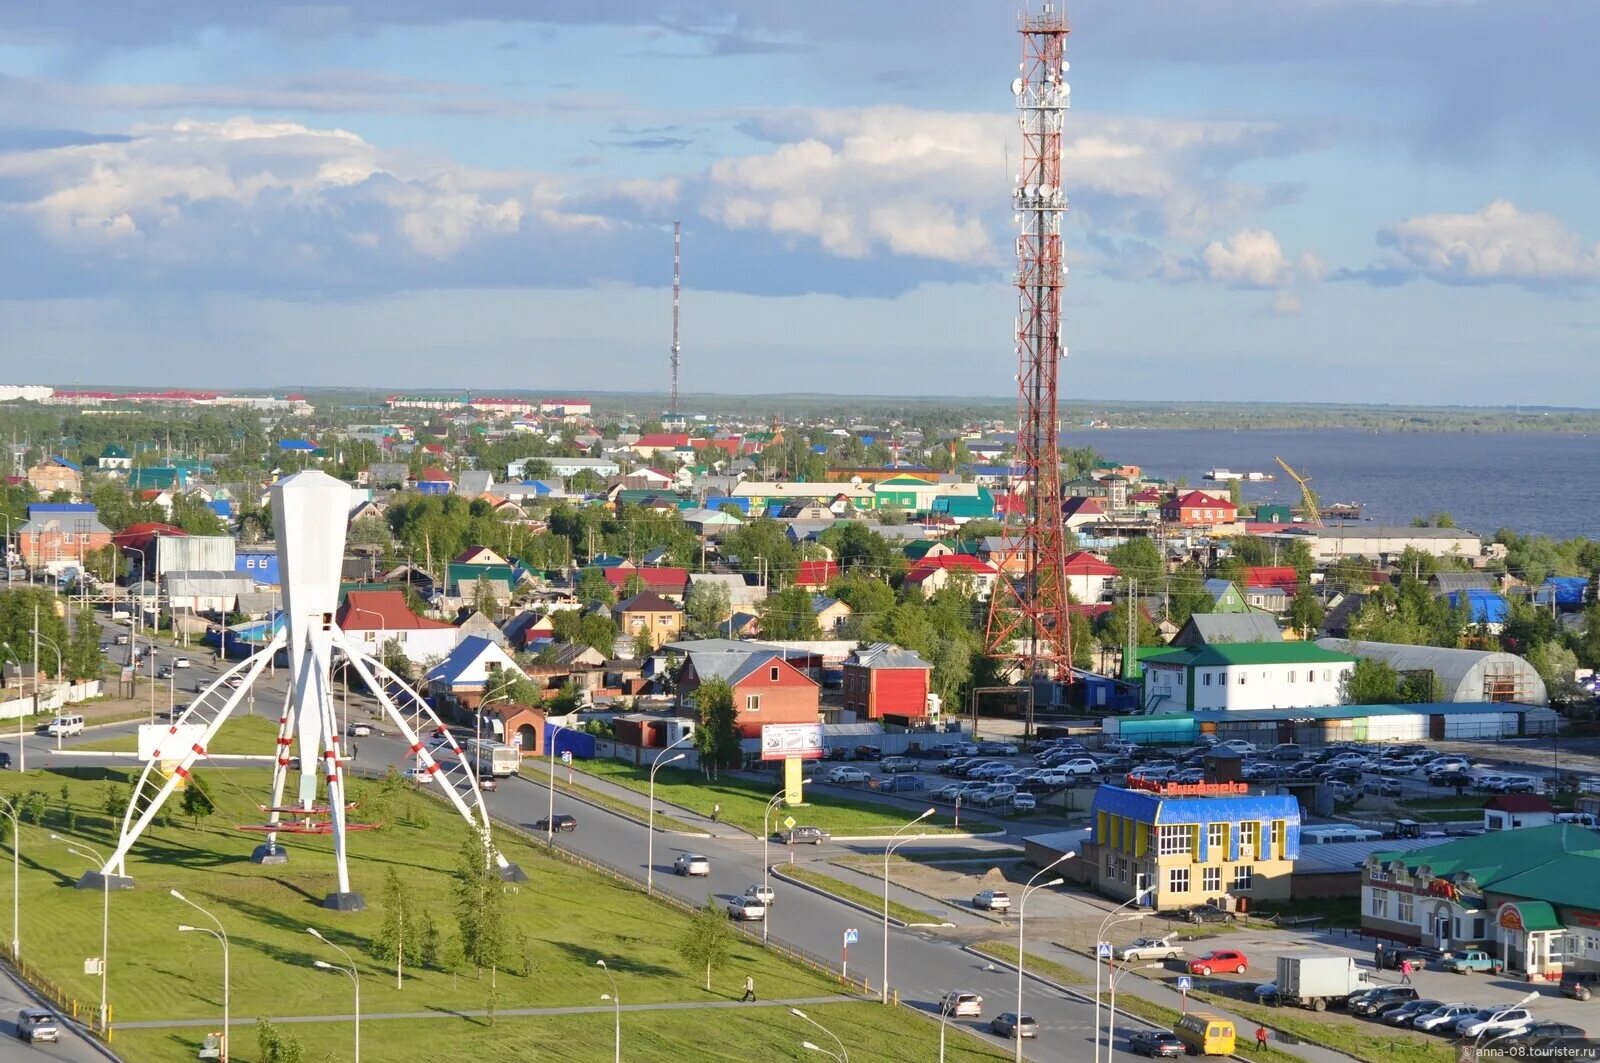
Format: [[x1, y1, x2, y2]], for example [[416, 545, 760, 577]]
[[777, 865, 940, 926], [114, 1001, 1012, 1062], [76, 714, 283, 755], [0, 766, 1002, 1062], [521, 760, 699, 834], [559, 760, 962, 838]]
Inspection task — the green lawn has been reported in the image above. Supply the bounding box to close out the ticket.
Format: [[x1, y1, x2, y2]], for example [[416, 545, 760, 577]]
[[0, 767, 883, 1062], [76, 714, 283, 755], [561, 760, 963, 838], [114, 1001, 1012, 1062], [778, 865, 940, 926], [521, 760, 699, 834]]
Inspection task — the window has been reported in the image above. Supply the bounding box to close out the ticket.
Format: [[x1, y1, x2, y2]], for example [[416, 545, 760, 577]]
[[1270, 820, 1283, 854], [1240, 821, 1259, 853], [1106, 851, 1117, 878], [1116, 856, 1129, 883], [1176, 672, 1184, 686], [1233, 865, 1254, 891], [1473, 918, 1486, 939], [1168, 867, 1190, 894], [770, 666, 780, 682], [745, 694, 761, 712], [1203, 867, 1221, 892], [1238, 673, 1247, 685], [1288, 670, 1296, 683], [1370, 888, 1389, 918], [1203, 673, 1212, 686], [1398, 894, 1414, 923], [1157, 825, 1192, 856], [1208, 823, 1227, 852]]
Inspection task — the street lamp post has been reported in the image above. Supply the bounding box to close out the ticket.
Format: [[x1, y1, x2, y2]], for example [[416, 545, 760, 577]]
[[762, 780, 811, 943], [938, 997, 954, 1063], [347, 607, 388, 740], [54, 835, 109, 1032], [1, 642, 27, 772], [1107, 961, 1163, 1063], [1095, 887, 1154, 1063], [596, 959, 621, 1063], [35, 630, 64, 749], [881, 807, 935, 1003], [1015, 853, 1075, 1063], [1471, 991, 1540, 1057], [546, 721, 570, 843], [172, 890, 230, 1063], [646, 733, 692, 895], [791, 1007, 848, 1063], [308, 928, 360, 1063], [0, 795, 17, 959]]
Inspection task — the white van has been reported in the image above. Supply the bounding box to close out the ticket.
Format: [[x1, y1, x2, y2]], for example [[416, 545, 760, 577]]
[[46, 714, 84, 737], [110, 609, 131, 621]]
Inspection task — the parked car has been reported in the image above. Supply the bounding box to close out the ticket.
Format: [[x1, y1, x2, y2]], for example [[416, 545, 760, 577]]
[[15, 1009, 58, 1043], [940, 991, 983, 1018], [881, 773, 925, 793], [1379, 947, 1430, 971], [726, 895, 767, 921], [1430, 771, 1474, 788], [1363, 777, 1403, 797], [1008, 792, 1037, 812], [1173, 768, 1207, 785], [970, 784, 1017, 807], [1349, 986, 1419, 1016], [1117, 936, 1184, 963], [1442, 951, 1503, 975], [1456, 1007, 1534, 1040], [990, 1012, 1037, 1039], [1509, 1022, 1589, 1049], [880, 756, 917, 774], [347, 722, 373, 737], [1381, 999, 1441, 1025], [402, 766, 433, 784], [973, 889, 1012, 912], [1413, 1003, 1478, 1033], [1189, 950, 1249, 976], [1179, 904, 1237, 925], [1266, 743, 1303, 762], [977, 741, 1019, 756], [534, 814, 576, 832], [1217, 739, 1257, 757], [932, 784, 967, 802], [853, 745, 883, 761], [672, 853, 710, 876], [1128, 1031, 1185, 1058], [1052, 756, 1101, 777], [826, 766, 872, 785], [1559, 970, 1596, 1001], [774, 825, 831, 845]]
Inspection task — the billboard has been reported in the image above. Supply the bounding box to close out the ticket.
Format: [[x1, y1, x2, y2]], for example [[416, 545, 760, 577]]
[[760, 722, 824, 762], [139, 723, 204, 763]]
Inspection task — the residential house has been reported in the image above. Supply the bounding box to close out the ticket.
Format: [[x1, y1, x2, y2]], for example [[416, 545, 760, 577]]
[[336, 589, 460, 662], [1483, 795, 1557, 832], [602, 566, 689, 600], [15, 503, 111, 571], [366, 463, 411, 488], [422, 635, 527, 718], [811, 595, 852, 634], [676, 647, 821, 738], [1202, 579, 1252, 614], [455, 610, 508, 647], [502, 609, 557, 651], [793, 559, 839, 592], [97, 444, 132, 471], [1445, 589, 1509, 633], [842, 643, 932, 721], [686, 572, 766, 613], [681, 508, 745, 537], [1063, 551, 1120, 603], [455, 546, 508, 567], [235, 548, 281, 588], [613, 592, 684, 650], [26, 457, 82, 497], [903, 539, 955, 564], [1241, 566, 1299, 596], [1244, 586, 1290, 614], [1062, 496, 1106, 531], [903, 553, 998, 599], [1170, 613, 1284, 647], [1161, 491, 1238, 527], [1141, 642, 1357, 712], [416, 466, 454, 495], [731, 481, 875, 512], [630, 433, 690, 460]]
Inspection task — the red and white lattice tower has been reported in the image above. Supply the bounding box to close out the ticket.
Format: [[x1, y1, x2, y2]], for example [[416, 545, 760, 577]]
[[669, 220, 682, 413], [986, 2, 1074, 684]]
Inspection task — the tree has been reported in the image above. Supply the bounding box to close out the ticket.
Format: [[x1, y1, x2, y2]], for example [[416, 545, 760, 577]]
[[677, 894, 738, 991], [550, 609, 617, 657], [472, 575, 499, 620], [1096, 600, 1159, 652], [255, 1018, 305, 1063], [1107, 538, 1163, 586], [180, 776, 215, 826], [621, 571, 648, 599], [817, 522, 899, 576], [1164, 562, 1213, 626], [683, 581, 732, 639], [169, 493, 227, 535], [1342, 657, 1400, 704], [1398, 671, 1447, 704], [65, 608, 105, 681], [1287, 588, 1325, 638], [452, 830, 505, 980], [1527, 642, 1582, 703], [84, 544, 127, 583], [380, 637, 413, 680], [370, 866, 440, 988], [575, 567, 616, 605], [690, 678, 740, 778], [482, 665, 541, 708], [758, 586, 822, 641]]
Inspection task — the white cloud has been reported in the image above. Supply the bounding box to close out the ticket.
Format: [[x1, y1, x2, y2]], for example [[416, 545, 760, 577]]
[[1202, 229, 1292, 288], [1374, 200, 1600, 286], [1271, 293, 1303, 316]]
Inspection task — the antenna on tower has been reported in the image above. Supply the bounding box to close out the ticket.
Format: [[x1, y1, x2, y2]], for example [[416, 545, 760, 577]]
[[670, 221, 682, 414]]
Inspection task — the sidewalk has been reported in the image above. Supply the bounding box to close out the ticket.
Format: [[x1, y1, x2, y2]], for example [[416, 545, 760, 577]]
[[115, 994, 861, 1030]]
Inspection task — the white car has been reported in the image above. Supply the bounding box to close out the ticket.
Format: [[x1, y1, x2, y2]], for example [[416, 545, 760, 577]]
[[674, 853, 711, 876], [1414, 1003, 1477, 1032], [973, 889, 1012, 912], [747, 884, 776, 906], [1117, 936, 1184, 963], [1054, 757, 1101, 777], [172, 657, 192, 668], [941, 991, 983, 1018], [1425, 756, 1472, 775], [726, 895, 767, 921], [402, 766, 432, 784], [1009, 792, 1037, 812], [347, 722, 373, 737], [1456, 1008, 1533, 1039], [1217, 740, 1257, 757], [826, 766, 871, 785]]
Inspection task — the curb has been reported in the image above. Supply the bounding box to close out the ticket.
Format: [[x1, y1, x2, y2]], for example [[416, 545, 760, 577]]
[[768, 865, 954, 929], [512, 772, 712, 839], [825, 858, 1008, 925]]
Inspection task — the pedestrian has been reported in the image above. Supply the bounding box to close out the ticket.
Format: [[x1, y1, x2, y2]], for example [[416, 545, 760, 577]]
[[1374, 941, 1385, 970], [1399, 959, 1412, 985], [1255, 1025, 1268, 1050], [742, 975, 756, 1002], [352, 743, 359, 760], [712, 802, 721, 824]]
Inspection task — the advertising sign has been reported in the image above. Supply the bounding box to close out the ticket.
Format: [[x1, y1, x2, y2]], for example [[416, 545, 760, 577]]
[[760, 722, 824, 762], [139, 723, 204, 763]]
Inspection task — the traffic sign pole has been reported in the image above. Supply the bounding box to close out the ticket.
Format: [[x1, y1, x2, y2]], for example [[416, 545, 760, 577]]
[[1177, 974, 1192, 1013], [842, 928, 858, 981]]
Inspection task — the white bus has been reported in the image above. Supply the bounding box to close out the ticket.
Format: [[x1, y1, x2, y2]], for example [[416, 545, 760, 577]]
[[466, 739, 520, 778]]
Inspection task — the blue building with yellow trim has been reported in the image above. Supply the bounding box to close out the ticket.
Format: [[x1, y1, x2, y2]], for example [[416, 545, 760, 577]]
[[1085, 782, 1301, 911]]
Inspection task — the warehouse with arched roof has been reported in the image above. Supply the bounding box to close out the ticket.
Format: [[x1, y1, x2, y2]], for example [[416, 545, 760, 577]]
[[1316, 639, 1547, 705]]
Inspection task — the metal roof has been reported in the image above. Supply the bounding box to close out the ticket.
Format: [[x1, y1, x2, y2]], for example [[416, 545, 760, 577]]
[[1142, 643, 1354, 668], [1370, 824, 1600, 911]]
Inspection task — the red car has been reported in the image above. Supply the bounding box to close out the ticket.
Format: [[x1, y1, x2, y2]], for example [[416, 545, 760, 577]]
[[1188, 949, 1249, 976]]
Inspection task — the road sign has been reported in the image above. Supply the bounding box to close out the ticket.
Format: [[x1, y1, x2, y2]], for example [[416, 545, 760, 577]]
[[84, 957, 104, 975], [783, 815, 797, 830], [1097, 941, 1112, 960], [843, 928, 859, 945], [561, 750, 572, 765], [1177, 975, 1192, 992]]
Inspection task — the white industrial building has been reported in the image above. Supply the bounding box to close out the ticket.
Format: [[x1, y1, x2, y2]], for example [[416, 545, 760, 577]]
[[1300, 525, 1482, 563], [1141, 642, 1356, 713], [1316, 639, 1547, 705]]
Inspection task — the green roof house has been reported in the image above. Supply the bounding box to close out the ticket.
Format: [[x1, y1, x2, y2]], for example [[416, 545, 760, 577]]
[[1140, 642, 1357, 711]]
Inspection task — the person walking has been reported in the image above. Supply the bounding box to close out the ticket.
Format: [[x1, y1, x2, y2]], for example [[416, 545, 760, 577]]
[[1399, 959, 1413, 985], [1374, 941, 1385, 970], [712, 803, 721, 824], [741, 975, 756, 1002], [1255, 1025, 1269, 1050]]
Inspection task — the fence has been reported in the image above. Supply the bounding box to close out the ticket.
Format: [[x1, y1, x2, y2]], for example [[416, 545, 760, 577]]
[[3, 950, 114, 1043], [0, 680, 106, 721]]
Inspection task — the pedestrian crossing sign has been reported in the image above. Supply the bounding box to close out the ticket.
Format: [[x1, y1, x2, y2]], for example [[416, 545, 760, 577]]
[[1177, 975, 1192, 992]]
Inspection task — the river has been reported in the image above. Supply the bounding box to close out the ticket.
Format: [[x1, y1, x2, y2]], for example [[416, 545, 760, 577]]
[[1057, 429, 1600, 540]]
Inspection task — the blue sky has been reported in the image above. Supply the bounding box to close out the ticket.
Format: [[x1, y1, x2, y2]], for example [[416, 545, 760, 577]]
[[1, 1, 1597, 402]]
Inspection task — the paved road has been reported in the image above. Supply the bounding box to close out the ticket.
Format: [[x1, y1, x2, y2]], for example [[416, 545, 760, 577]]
[[0, 965, 110, 1063]]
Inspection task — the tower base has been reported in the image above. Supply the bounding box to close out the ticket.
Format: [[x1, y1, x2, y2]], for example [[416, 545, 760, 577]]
[[76, 871, 136, 892], [251, 843, 291, 865], [323, 891, 366, 912], [500, 863, 528, 883]]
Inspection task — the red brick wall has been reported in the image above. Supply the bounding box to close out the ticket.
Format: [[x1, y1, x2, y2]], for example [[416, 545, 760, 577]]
[[870, 668, 929, 719], [732, 660, 819, 737]]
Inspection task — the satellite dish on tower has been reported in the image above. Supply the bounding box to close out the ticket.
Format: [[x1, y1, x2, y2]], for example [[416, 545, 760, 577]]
[[1011, 77, 1024, 96]]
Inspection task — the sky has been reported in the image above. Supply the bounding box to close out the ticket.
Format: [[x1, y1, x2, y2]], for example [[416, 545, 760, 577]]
[[0, 1, 1597, 403]]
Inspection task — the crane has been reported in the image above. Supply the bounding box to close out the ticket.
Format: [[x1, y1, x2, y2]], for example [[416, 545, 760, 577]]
[[1274, 456, 1322, 526]]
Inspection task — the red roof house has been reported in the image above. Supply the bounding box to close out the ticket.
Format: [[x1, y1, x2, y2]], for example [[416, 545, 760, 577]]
[[1063, 550, 1121, 602], [1241, 566, 1299, 595], [336, 589, 459, 660], [904, 553, 997, 598], [1161, 491, 1238, 527], [601, 566, 690, 600], [793, 559, 840, 591]]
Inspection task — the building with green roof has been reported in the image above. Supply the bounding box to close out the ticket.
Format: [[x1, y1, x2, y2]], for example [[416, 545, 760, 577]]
[[1361, 823, 1600, 980], [1141, 642, 1357, 711]]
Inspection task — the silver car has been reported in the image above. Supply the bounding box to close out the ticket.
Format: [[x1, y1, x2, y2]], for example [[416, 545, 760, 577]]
[[674, 853, 711, 876], [973, 889, 1012, 912], [15, 1009, 58, 1043]]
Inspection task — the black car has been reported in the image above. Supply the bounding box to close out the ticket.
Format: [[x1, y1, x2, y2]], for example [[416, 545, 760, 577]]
[[1429, 770, 1473, 788], [1128, 1031, 1185, 1058], [534, 814, 577, 833], [1179, 903, 1237, 924], [1377, 947, 1428, 971], [1559, 970, 1597, 1001], [0, 751, 10, 770], [1349, 985, 1418, 1016], [1509, 1022, 1589, 1049], [854, 745, 883, 761], [1320, 767, 1363, 785]]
